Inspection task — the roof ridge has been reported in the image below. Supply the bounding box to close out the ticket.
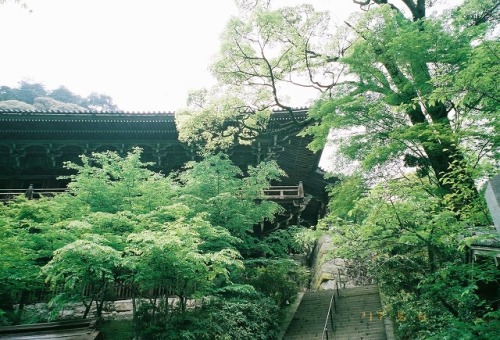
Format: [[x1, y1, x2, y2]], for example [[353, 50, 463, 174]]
[[0, 109, 176, 116]]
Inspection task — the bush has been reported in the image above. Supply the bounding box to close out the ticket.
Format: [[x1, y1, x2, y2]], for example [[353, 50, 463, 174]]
[[137, 296, 280, 340], [245, 259, 307, 307]]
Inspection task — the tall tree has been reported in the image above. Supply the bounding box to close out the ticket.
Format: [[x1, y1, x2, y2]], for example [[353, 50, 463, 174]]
[[82, 92, 118, 112], [306, 0, 498, 211], [49, 86, 84, 106], [176, 3, 499, 336], [14, 81, 47, 104], [180, 0, 498, 211]]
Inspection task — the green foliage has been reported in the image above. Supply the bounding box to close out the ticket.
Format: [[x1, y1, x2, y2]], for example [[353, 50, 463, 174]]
[[212, 284, 261, 300], [174, 153, 284, 252], [0, 99, 36, 110], [260, 226, 310, 257], [144, 297, 280, 340], [125, 219, 242, 301], [43, 239, 122, 291], [42, 239, 123, 318], [62, 148, 161, 213], [0, 147, 304, 338], [0, 196, 84, 324], [99, 320, 134, 340], [322, 173, 499, 338], [33, 97, 86, 111], [441, 158, 493, 223], [240, 259, 307, 307], [305, 1, 498, 198], [326, 174, 366, 222], [176, 89, 272, 151], [191, 297, 280, 340], [176, 2, 335, 149]]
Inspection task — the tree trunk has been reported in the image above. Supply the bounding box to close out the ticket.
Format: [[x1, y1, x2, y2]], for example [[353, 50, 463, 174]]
[[131, 283, 138, 338], [381, 56, 479, 207], [14, 289, 29, 324], [82, 299, 93, 319]]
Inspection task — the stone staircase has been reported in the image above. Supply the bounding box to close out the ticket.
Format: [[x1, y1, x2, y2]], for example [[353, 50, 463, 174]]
[[284, 290, 334, 339], [284, 285, 391, 340]]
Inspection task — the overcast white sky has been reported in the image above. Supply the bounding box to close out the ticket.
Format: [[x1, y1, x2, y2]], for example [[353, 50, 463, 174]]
[[0, 0, 359, 112]]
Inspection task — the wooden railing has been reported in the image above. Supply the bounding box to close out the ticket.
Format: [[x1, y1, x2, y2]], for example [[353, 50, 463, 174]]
[[0, 188, 67, 201], [1, 182, 305, 202], [263, 182, 304, 200]]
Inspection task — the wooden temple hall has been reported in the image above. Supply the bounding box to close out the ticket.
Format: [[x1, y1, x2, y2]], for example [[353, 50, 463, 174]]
[[0, 109, 330, 226]]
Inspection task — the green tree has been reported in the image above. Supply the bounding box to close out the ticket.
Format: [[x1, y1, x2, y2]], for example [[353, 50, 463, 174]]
[[82, 92, 118, 111], [0, 195, 86, 324], [124, 216, 242, 333], [15, 81, 47, 104], [179, 0, 498, 209], [33, 97, 87, 111], [62, 148, 164, 213], [306, 1, 498, 205], [187, 296, 280, 340], [244, 259, 307, 307], [42, 239, 123, 319], [176, 3, 327, 151], [321, 174, 498, 337], [174, 153, 285, 255], [0, 207, 41, 323], [0, 99, 36, 110]]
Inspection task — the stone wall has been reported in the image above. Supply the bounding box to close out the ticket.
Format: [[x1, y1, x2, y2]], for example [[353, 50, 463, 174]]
[[485, 174, 500, 232], [22, 298, 201, 322], [310, 234, 375, 290], [311, 235, 347, 290]]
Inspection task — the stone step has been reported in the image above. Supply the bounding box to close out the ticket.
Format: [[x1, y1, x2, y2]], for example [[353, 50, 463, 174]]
[[330, 286, 386, 340], [339, 285, 379, 297], [283, 290, 335, 339], [283, 285, 389, 340]]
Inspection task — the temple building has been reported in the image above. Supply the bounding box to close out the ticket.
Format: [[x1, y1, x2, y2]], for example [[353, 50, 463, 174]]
[[0, 108, 330, 226]]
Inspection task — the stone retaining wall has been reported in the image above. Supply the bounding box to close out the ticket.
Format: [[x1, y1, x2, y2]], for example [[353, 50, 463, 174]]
[[22, 297, 201, 322], [310, 234, 374, 290]]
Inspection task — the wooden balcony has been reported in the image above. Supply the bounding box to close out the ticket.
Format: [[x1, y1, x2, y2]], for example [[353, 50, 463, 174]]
[[262, 182, 304, 200]]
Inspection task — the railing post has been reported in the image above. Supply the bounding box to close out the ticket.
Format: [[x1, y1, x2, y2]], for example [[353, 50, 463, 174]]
[[330, 306, 334, 329], [25, 184, 34, 200], [336, 270, 342, 298]]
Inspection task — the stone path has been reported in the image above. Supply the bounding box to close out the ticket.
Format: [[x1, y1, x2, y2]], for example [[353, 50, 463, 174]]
[[283, 285, 392, 340]]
